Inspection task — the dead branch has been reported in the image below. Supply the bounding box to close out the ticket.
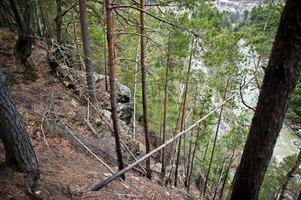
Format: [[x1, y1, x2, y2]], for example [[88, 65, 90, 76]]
[[239, 76, 255, 112], [53, 60, 148, 175]]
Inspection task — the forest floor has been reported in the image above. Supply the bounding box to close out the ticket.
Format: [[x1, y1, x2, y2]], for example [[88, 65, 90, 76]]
[[0, 28, 194, 200]]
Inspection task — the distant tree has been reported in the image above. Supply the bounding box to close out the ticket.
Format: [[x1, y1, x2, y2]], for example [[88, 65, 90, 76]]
[[0, 67, 39, 186], [79, 0, 96, 104], [230, 1, 301, 199]]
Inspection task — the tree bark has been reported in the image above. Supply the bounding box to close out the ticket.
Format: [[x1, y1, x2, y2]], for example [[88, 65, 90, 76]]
[[0, 67, 39, 185], [140, 0, 151, 179], [105, 0, 125, 180], [278, 150, 301, 200], [230, 1, 301, 199], [79, 0, 97, 104]]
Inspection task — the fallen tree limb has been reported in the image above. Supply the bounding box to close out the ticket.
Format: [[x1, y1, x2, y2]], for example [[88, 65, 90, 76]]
[[90, 93, 236, 191], [54, 64, 147, 175]]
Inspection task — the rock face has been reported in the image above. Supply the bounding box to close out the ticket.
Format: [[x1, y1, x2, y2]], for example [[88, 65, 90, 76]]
[[117, 103, 133, 124], [117, 82, 131, 103], [215, 0, 263, 22]]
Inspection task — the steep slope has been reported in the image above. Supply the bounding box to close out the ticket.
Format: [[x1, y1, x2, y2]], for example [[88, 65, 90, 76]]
[[0, 28, 187, 200]]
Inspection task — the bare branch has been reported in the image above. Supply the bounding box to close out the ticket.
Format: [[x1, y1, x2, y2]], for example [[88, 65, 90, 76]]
[[239, 76, 255, 111]]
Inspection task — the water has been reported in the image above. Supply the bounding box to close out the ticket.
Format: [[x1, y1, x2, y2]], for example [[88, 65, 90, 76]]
[[274, 125, 301, 162]]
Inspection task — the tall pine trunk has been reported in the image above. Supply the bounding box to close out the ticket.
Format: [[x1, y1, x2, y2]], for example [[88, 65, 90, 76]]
[[161, 33, 171, 177], [79, 0, 97, 104], [230, 1, 301, 199], [105, 0, 125, 179], [140, 0, 151, 179], [174, 39, 194, 187], [0, 67, 39, 185]]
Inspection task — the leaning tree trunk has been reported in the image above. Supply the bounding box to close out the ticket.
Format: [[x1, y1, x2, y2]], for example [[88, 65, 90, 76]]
[[79, 0, 97, 104], [0, 67, 39, 185], [230, 1, 301, 200], [277, 150, 301, 200], [105, 0, 125, 180]]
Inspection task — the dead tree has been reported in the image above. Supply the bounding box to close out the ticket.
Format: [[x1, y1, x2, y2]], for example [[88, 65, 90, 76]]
[[0, 67, 39, 185], [140, 0, 151, 179], [79, 0, 97, 104], [230, 1, 301, 199], [105, 0, 125, 180]]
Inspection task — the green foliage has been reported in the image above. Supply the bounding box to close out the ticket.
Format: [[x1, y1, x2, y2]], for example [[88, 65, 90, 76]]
[[57, 1, 299, 198], [287, 79, 301, 123], [259, 154, 299, 200], [240, 2, 283, 58]]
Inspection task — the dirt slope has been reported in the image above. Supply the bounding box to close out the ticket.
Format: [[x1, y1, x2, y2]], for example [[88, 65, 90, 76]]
[[0, 28, 187, 200]]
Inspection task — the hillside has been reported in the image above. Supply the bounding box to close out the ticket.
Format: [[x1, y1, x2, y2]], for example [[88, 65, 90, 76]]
[[1, 0, 301, 199], [0, 28, 192, 200]]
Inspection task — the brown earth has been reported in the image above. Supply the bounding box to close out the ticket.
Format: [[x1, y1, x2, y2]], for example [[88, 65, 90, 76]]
[[0, 28, 188, 200]]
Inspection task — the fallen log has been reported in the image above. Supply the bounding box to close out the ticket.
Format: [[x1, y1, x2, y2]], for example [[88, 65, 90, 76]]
[[90, 93, 235, 191]]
